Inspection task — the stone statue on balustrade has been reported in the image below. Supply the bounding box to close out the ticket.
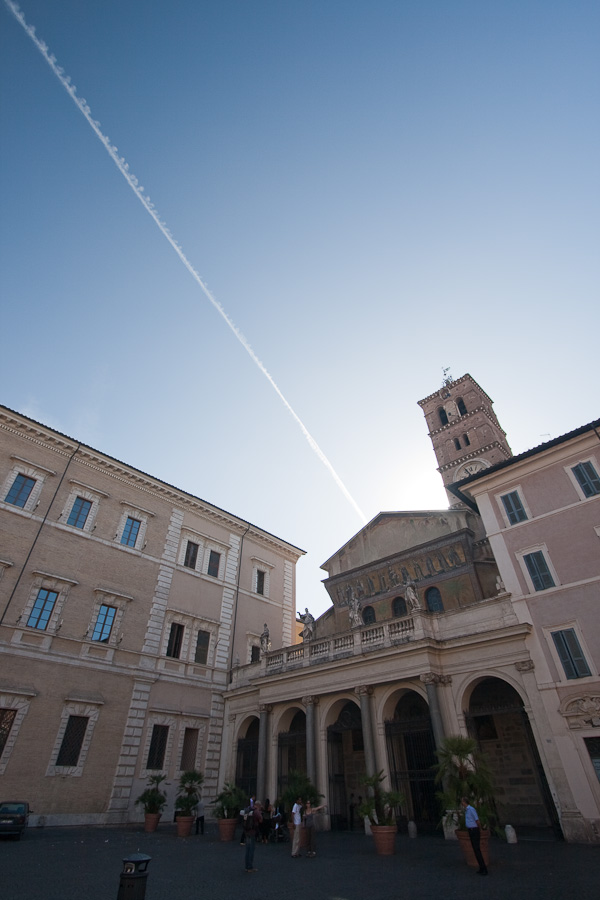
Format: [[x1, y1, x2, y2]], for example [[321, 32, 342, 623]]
[[405, 579, 421, 611], [260, 623, 271, 655], [299, 608, 315, 642], [348, 594, 363, 629]]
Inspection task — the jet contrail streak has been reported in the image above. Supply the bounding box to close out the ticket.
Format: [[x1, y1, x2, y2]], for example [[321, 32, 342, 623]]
[[5, 1, 367, 525]]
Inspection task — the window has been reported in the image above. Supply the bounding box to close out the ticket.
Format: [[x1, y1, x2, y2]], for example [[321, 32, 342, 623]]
[[166, 623, 184, 659], [392, 596, 407, 617], [457, 398, 467, 416], [67, 496, 92, 529], [524, 551, 555, 591], [572, 461, 600, 498], [180, 728, 199, 771], [463, 433, 470, 446], [454, 438, 461, 451], [362, 605, 376, 625], [552, 629, 591, 679], [5, 473, 36, 508], [194, 630, 210, 665], [207, 549, 220, 578], [26, 588, 58, 630], [0, 709, 17, 757], [250, 645, 260, 663], [501, 490, 528, 525], [184, 540, 199, 570], [91, 605, 116, 642], [438, 407, 449, 427], [425, 587, 444, 612], [55, 715, 89, 767], [584, 738, 600, 784], [121, 516, 141, 548], [256, 570, 266, 595], [147, 724, 169, 770]]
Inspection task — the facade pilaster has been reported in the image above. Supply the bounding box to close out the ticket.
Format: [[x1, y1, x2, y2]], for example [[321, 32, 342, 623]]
[[355, 685, 377, 778]]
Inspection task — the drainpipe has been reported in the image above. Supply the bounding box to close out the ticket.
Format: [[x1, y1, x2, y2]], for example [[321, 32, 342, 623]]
[[228, 523, 250, 682]]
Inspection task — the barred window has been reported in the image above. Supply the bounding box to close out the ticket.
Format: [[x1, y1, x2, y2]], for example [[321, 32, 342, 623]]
[[180, 728, 199, 771], [56, 715, 89, 766], [147, 724, 169, 770], [0, 709, 17, 756]]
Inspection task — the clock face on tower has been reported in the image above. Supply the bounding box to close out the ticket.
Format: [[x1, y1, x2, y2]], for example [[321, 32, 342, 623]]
[[454, 459, 490, 481]]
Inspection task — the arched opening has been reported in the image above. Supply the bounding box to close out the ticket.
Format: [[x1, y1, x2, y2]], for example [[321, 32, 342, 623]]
[[454, 437, 461, 451], [466, 678, 562, 838], [438, 407, 449, 426], [393, 596, 407, 618], [463, 432, 470, 446], [236, 717, 259, 797], [385, 692, 437, 831], [277, 710, 306, 800], [457, 398, 467, 416], [327, 701, 365, 830], [425, 586, 444, 613], [362, 605, 375, 625]]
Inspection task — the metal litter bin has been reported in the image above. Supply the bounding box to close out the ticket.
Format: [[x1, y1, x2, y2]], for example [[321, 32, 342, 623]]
[[117, 853, 151, 899]]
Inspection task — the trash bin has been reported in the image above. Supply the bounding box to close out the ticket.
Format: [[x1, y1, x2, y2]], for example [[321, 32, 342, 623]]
[[117, 853, 151, 900]]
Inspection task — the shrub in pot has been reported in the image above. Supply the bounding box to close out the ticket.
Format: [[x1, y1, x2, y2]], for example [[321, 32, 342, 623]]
[[136, 774, 168, 832], [357, 770, 404, 856], [213, 782, 248, 841], [175, 770, 204, 837]]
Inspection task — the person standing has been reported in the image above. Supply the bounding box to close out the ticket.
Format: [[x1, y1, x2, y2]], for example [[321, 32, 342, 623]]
[[461, 797, 488, 875], [291, 797, 303, 858], [244, 801, 262, 872], [304, 800, 325, 857], [195, 798, 204, 835]]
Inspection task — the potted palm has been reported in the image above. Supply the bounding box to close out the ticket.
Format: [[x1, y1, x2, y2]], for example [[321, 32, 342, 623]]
[[434, 735, 496, 868], [175, 769, 204, 837], [357, 770, 404, 855], [212, 782, 248, 841], [136, 774, 168, 832]]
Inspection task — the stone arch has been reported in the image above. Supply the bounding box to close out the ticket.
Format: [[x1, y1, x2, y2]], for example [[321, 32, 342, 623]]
[[277, 708, 307, 800], [236, 714, 259, 798], [325, 698, 364, 830]]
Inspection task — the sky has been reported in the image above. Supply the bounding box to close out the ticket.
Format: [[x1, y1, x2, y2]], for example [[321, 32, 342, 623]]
[[1, 0, 598, 618]]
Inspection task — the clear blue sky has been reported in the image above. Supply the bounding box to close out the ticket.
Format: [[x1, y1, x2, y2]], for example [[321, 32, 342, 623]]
[[1, 1, 598, 617]]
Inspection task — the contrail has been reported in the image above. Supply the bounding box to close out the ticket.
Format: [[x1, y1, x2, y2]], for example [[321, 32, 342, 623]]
[[4, 1, 367, 525]]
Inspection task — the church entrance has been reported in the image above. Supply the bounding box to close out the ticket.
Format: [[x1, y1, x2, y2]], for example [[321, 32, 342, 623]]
[[277, 710, 307, 799], [466, 678, 562, 838], [385, 691, 438, 831], [327, 701, 365, 830], [236, 717, 259, 798]]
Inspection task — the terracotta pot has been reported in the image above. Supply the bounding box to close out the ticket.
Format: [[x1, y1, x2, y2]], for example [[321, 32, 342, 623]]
[[144, 813, 161, 833], [371, 824, 397, 856], [217, 817, 238, 842], [176, 815, 195, 837], [456, 828, 490, 868]]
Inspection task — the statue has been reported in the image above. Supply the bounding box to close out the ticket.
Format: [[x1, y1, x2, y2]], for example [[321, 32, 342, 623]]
[[348, 595, 362, 629], [260, 623, 270, 654], [405, 580, 421, 611], [299, 607, 315, 642]]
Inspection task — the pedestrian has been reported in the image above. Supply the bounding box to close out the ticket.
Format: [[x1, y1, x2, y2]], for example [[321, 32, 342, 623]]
[[291, 796, 303, 857], [349, 793, 355, 831], [304, 800, 325, 857], [240, 794, 255, 845], [244, 801, 262, 872], [461, 797, 488, 875], [195, 798, 204, 835]]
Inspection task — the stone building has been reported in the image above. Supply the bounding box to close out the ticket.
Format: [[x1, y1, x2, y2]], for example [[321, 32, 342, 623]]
[[0, 405, 304, 825]]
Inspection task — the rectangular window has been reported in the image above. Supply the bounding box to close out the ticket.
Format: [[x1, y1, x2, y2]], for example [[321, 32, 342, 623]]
[[524, 551, 555, 591], [67, 496, 92, 529], [5, 473, 36, 508], [26, 588, 58, 630], [501, 490, 528, 525], [207, 550, 220, 578], [572, 461, 600, 498], [121, 516, 141, 548], [551, 629, 592, 679], [0, 709, 17, 756], [184, 540, 199, 570], [166, 622, 184, 659], [180, 728, 199, 771], [56, 715, 89, 766], [91, 605, 117, 642], [256, 570, 265, 595], [250, 645, 260, 663], [584, 738, 600, 784], [194, 630, 210, 665], [147, 724, 169, 770]]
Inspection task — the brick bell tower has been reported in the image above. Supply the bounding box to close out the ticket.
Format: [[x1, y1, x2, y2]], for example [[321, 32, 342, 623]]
[[418, 372, 512, 506]]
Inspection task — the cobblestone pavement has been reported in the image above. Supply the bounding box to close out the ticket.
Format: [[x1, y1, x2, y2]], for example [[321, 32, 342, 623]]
[[1, 824, 598, 900]]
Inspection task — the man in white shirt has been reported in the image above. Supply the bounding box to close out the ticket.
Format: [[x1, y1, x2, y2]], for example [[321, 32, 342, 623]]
[[291, 797, 303, 857], [461, 797, 488, 875]]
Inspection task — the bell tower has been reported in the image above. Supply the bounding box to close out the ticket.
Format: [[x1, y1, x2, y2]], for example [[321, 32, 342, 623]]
[[418, 372, 512, 505]]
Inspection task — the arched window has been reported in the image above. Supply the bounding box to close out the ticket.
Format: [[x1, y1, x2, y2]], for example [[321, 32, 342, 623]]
[[463, 432, 470, 446], [392, 596, 407, 618], [438, 407, 448, 427], [362, 605, 376, 625], [425, 587, 444, 613], [457, 398, 467, 416], [454, 437, 461, 451]]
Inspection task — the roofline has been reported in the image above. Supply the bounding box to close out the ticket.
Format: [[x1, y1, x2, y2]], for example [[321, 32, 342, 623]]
[[417, 373, 494, 408], [0, 404, 306, 556]]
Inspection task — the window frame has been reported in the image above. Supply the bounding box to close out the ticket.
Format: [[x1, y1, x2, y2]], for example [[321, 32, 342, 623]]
[[0, 690, 34, 776], [19, 572, 77, 637], [85, 589, 132, 649], [1, 457, 54, 513], [60, 480, 108, 533], [546, 625, 593, 683], [566, 457, 600, 501], [498, 487, 530, 527], [425, 586, 444, 613], [519, 547, 557, 593], [251, 557, 273, 598], [166, 622, 185, 659], [115, 504, 152, 552], [184, 540, 199, 570], [46, 699, 101, 777], [141, 715, 176, 776], [5, 473, 37, 508]]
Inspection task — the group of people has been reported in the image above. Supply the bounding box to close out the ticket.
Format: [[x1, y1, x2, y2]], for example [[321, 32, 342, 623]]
[[242, 794, 326, 872]]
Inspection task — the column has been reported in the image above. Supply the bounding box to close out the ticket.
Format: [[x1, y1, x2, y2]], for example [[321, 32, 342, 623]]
[[303, 696, 319, 785], [355, 685, 377, 778], [256, 704, 272, 802], [420, 672, 449, 751]]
